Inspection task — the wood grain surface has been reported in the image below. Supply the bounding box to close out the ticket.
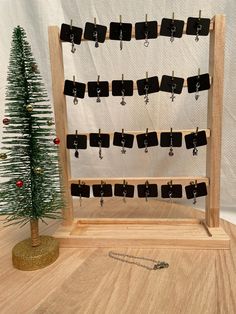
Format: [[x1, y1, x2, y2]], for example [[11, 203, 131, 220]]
[[0, 203, 235, 314]]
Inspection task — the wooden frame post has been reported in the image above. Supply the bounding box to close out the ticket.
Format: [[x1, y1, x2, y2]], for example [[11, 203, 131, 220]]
[[48, 26, 73, 225], [206, 15, 225, 227]]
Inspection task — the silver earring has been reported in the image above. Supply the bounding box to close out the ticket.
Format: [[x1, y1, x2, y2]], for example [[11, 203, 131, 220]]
[[70, 20, 76, 53], [169, 128, 174, 156]]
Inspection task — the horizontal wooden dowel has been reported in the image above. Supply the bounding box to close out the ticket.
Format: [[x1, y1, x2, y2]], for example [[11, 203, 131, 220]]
[[69, 176, 209, 186], [80, 20, 214, 41], [70, 128, 211, 138]]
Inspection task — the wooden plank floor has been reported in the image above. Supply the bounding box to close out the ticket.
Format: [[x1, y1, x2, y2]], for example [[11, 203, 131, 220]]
[[0, 201, 236, 314]]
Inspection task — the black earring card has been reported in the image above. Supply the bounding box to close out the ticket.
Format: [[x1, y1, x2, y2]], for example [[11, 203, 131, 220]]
[[84, 22, 107, 43], [67, 134, 87, 149], [60, 24, 83, 45], [114, 184, 135, 198], [113, 132, 134, 148], [185, 182, 207, 199], [160, 132, 182, 147], [92, 184, 113, 197], [160, 75, 184, 94], [136, 132, 158, 148], [186, 17, 211, 36], [64, 80, 86, 98], [135, 21, 158, 40], [112, 80, 133, 96], [187, 73, 211, 93], [136, 76, 159, 95], [185, 130, 207, 149], [160, 18, 184, 38], [89, 133, 110, 147], [71, 183, 90, 198], [161, 184, 182, 198], [137, 184, 158, 198], [109, 22, 132, 41], [87, 81, 109, 98]]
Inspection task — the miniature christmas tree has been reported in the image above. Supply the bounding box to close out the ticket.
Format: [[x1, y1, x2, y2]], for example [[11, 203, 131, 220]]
[[0, 26, 63, 270]]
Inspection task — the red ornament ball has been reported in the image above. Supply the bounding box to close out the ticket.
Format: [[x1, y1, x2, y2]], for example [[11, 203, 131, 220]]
[[3, 118, 10, 125], [16, 180, 24, 188], [53, 137, 60, 145]]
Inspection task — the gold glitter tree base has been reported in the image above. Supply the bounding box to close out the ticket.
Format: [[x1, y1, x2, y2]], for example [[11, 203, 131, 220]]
[[12, 236, 59, 271]]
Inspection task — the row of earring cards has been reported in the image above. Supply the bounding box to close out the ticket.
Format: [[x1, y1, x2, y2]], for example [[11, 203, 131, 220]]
[[60, 13, 211, 48], [64, 72, 210, 101], [67, 128, 207, 157], [71, 180, 208, 204]]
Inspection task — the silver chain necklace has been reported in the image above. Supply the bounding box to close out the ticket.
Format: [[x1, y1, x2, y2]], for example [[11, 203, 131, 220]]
[[108, 251, 169, 271]]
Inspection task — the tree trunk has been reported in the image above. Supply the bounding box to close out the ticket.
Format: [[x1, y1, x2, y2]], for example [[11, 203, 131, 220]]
[[30, 219, 41, 247]]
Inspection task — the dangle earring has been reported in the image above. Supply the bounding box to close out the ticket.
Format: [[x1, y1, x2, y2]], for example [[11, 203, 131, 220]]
[[144, 72, 149, 104], [144, 14, 149, 47], [72, 75, 78, 105], [93, 18, 99, 48], [145, 181, 150, 202], [168, 180, 173, 202], [144, 128, 149, 153], [191, 180, 198, 204], [98, 129, 103, 160], [96, 75, 101, 103], [169, 128, 174, 156], [122, 180, 127, 203], [78, 180, 85, 207], [195, 10, 203, 42], [170, 71, 176, 102], [100, 181, 105, 207], [70, 20, 76, 53], [120, 74, 126, 105], [170, 13, 176, 43], [74, 130, 79, 158], [195, 68, 201, 100], [121, 129, 126, 154], [119, 15, 123, 50], [193, 127, 198, 156]]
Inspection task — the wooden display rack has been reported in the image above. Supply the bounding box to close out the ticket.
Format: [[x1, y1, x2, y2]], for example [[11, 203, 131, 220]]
[[48, 14, 229, 249]]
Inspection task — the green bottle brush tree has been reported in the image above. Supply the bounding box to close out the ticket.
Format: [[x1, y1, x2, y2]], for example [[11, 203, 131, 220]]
[[0, 26, 63, 270]]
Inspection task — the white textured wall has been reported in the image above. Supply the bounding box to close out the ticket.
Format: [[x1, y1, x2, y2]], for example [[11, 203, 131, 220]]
[[0, 0, 235, 223]]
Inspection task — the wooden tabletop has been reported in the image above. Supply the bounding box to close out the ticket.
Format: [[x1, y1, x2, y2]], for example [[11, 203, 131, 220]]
[[0, 204, 235, 314]]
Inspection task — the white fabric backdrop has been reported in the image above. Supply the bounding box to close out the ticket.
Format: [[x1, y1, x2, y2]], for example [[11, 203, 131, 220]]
[[0, 0, 235, 222]]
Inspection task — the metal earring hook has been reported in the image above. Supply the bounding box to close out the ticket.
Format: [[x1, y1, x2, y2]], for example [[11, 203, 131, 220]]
[[121, 128, 126, 154], [70, 19, 76, 53], [74, 129, 79, 158], [144, 14, 149, 47], [96, 75, 101, 103], [93, 17, 99, 48], [170, 12, 176, 43], [119, 15, 123, 50], [73, 75, 78, 105], [98, 128, 103, 159], [144, 128, 148, 153], [170, 71, 176, 102], [144, 72, 149, 104], [120, 74, 126, 105], [169, 127, 174, 156], [195, 10, 203, 42], [193, 127, 199, 156], [195, 68, 201, 100]]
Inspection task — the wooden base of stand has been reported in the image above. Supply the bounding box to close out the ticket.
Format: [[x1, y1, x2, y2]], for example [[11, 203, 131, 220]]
[[54, 199, 230, 249]]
